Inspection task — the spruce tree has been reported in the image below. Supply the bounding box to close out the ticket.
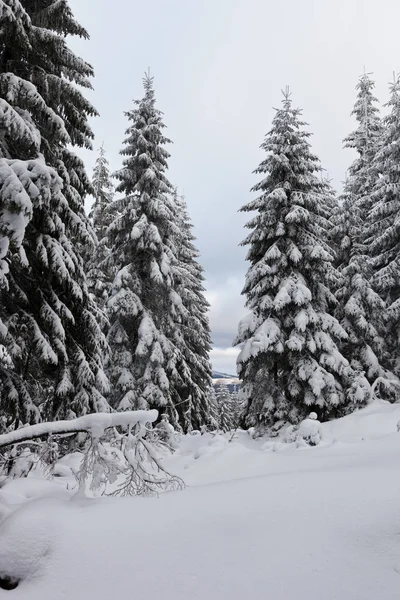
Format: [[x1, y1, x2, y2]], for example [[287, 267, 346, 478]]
[[89, 145, 115, 241], [19, 1, 98, 221], [336, 73, 382, 271], [107, 75, 186, 426], [344, 72, 383, 221], [87, 144, 115, 306], [330, 74, 382, 270], [368, 75, 400, 377], [334, 189, 388, 399], [215, 383, 234, 432], [331, 187, 353, 270], [235, 90, 355, 429], [0, 0, 109, 426], [334, 74, 391, 396], [107, 77, 213, 431], [171, 191, 213, 431], [230, 389, 243, 429], [320, 175, 339, 262]]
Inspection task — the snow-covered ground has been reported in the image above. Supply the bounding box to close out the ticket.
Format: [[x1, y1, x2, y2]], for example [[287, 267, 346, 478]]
[[1, 400, 400, 599]]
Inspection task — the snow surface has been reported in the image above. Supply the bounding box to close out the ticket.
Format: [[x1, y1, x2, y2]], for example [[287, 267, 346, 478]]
[[1, 400, 400, 599]]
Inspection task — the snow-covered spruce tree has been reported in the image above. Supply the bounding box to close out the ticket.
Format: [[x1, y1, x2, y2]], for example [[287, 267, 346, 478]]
[[0, 0, 69, 423], [20, 1, 98, 225], [107, 75, 191, 429], [215, 383, 234, 432], [330, 187, 353, 271], [235, 90, 357, 430], [170, 191, 213, 431], [230, 388, 243, 429], [334, 188, 390, 400], [89, 145, 115, 241], [87, 144, 116, 306], [344, 72, 383, 226], [0, 0, 109, 426], [210, 387, 221, 429], [321, 175, 339, 255], [367, 75, 400, 378], [332, 74, 382, 270], [333, 74, 392, 398]]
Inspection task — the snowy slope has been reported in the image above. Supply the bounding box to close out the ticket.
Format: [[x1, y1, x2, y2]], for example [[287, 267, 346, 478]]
[[1, 401, 400, 600], [212, 370, 240, 391], [212, 371, 236, 379]]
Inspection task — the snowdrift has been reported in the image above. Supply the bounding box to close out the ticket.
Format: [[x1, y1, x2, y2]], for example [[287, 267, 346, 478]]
[[0, 400, 399, 599]]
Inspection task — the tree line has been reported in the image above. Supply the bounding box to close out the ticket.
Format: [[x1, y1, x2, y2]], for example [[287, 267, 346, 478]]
[[0, 1, 212, 433], [1, 1, 399, 438]]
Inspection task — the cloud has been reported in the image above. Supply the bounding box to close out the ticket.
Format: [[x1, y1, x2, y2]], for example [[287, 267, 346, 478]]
[[205, 275, 247, 348], [210, 347, 240, 376], [205, 276, 247, 373]]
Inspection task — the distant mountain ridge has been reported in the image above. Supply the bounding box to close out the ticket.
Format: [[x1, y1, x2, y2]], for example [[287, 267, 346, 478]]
[[212, 371, 237, 379], [212, 371, 240, 393]]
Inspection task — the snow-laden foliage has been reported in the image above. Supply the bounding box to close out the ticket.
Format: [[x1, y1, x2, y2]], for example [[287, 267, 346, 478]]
[[333, 74, 382, 269], [90, 144, 115, 237], [331, 187, 353, 271], [87, 145, 116, 307], [367, 75, 400, 376], [333, 75, 393, 399], [106, 74, 180, 420], [170, 191, 213, 431], [0, 0, 109, 426], [215, 383, 233, 431], [335, 194, 389, 398], [235, 90, 357, 429], [319, 175, 339, 266], [344, 72, 383, 220], [0, 408, 184, 497], [107, 75, 211, 431], [297, 412, 322, 446], [214, 383, 242, 432]]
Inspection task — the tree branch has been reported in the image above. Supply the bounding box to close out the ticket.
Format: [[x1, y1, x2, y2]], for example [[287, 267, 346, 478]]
[[0, 410, 158, 448]]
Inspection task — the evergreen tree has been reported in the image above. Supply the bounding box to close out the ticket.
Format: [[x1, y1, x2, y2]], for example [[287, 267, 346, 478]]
[[171, 191, 213, 431], [330, 74, 382, 270], [20, 0, 98, 228], [333, 74, 391, 396], [335, 189, 389, 398], [367, 75, 400, 377], [331, 186, 353, 270], [0, 0, 109, 426], [215, 383, 234, 432], [106, 77, 213, 431], [235, 90, 356, 430], [87, 144, 116, 306], [106, 75, 188, 428], [89, 144, 115, 242], [230, 389, 243, 429], [320, 175, 339, 260], [344, 72, 383, 222]]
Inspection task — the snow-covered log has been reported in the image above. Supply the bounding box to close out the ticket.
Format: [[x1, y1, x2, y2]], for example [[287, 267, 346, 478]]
[[0, 410, 158, 448]]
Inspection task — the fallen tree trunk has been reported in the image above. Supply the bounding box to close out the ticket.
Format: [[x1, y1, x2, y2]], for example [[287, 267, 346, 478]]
[[0, 410, 158, 448]]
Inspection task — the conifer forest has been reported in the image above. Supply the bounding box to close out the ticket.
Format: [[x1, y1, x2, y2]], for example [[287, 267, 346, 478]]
[[0, 2, 399, 599]]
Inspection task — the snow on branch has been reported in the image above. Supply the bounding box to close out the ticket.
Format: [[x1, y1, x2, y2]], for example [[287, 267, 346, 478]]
[[0, 409, 184, 498], [369, 377, 400, 402], [0, 410, 158, 448]]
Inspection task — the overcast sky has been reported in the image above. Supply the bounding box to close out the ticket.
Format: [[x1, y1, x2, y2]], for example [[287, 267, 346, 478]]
[[69, 0, 400, 374]]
